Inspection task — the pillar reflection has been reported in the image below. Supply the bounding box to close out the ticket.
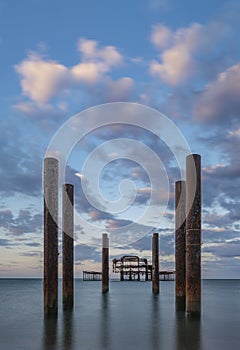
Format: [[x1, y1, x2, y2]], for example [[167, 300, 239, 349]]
[[175, 311, 201, 350], [100, 293, 111, 349], [43, 315, 58, 350], [62, 309, 73, 350], [150, 294, 160, 349]]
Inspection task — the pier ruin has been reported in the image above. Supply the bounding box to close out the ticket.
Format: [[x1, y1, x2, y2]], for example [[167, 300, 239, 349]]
[[112, 255, 175, 282]]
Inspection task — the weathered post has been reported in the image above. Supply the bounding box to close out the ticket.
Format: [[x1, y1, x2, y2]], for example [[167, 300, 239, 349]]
[[62, 184, 74, 309], [152, 233, 159, 294], [186, 154, 201, 317], [137, 257, 140, 281], [145, 260, 149, 281], [120, 268, 124, 281], [44, 157, 58, 317], [102, 233, 109, 293], [175, 180, 186, 311]]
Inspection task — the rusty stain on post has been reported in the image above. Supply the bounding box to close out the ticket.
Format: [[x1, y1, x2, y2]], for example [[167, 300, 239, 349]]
[[186, 154, 201, 317], [175, 180, 186, 311], [44, 157, 58, 317], [62, 184, 74, 309], [102, 233, 109, 293], [152, 233, 159, 294]]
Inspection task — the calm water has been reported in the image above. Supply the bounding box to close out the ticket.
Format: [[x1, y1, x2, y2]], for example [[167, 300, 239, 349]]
[[0, 279, 239, 350]]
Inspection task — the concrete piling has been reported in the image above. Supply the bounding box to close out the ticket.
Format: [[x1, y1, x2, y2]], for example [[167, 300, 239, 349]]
[[175, 180, 186, 311], [62, 184, 74, 309], [44, 157, 59, 317], [102, 233, 109, 293], [186, 154, 201, 317], [152, 233, 159, 294]]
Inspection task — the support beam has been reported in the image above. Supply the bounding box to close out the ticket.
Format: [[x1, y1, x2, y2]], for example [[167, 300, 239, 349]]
[[137, 258, 140, 281], [175, 180, 186, 311], [186, 154, 201, 317], [120, 269, 124, 281], [62, 184, 74, 309], [145, 262, 148, 281], [44, 157, 58, 317], [152, 233, 159, 294], [102, 233, 109, 293]]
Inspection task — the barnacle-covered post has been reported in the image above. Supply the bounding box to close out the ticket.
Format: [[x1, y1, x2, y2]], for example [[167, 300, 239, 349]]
[[186, 154, 201, 317], [44, 157, 59, 317], [175, 180, 186, 311], [102, 233, 109, 293], [152, 233, 159, 294], [62, 184, 74, 309]]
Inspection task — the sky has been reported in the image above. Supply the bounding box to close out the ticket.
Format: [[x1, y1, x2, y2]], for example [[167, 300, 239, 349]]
[[0, 0, 240, 278]]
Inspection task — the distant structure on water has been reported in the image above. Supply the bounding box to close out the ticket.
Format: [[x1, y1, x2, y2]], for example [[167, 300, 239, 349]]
[[82, 255, 175, 282], [113, 255, 175, 281], [83, 271, 102, 281]]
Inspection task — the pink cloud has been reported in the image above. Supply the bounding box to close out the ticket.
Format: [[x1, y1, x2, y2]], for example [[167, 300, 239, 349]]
[[15, 38, 124, 105]]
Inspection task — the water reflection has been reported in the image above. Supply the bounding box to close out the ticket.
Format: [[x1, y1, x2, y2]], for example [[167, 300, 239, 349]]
[[175, 312, 187, 350], [175, 312, 201, 350], [175, 296, 186, 312], [43, 316, 58, 350], [186, 317, 201, 350], [100, 293, 111, 350], [150, 294, 160, 349], [62, 309, 73, 350]]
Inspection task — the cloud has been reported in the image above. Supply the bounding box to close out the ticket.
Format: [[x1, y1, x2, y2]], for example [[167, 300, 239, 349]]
[[194, 63, 240, 123], [88, 210, 115, 222], [146, 6, 240, 127], [13, 101, 67, 128], [0, 121, 42, 197], [149, 23, 202, 85], [25, 242, 41, 247], [150, 45, 192, 85], [20, 252, 40, 257], [149, 20, 234, 86], [202, 229, 239, 244], [203, 241, 240, 258], [200, 128, 240, 211], [101, 77, 135, 102], [71, 62, 107, 84], [15, 38, 124, 105], [77, 38, 123, 66], [15, 53, 70, 104], [0, 238, 12, 246], [150, 24, 172, 49], [0, 208, 43, 236], [202, 174, 240, 220], [74, 243, 101, 263], [106, 218, 133, 230], [129, 230, 174, 254]]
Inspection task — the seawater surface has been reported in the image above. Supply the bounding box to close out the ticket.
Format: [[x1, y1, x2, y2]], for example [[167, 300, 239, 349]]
[[0, 279, 239, 350]]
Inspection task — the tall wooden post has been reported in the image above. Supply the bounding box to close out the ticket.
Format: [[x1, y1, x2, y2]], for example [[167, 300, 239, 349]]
[[186, 154, 201, 317], [102, 233, 109, 293], [152, 233, 159, 294], [44, 157, 58, 317], [175, 180, 186, 311], [62, 184, 74, 309]]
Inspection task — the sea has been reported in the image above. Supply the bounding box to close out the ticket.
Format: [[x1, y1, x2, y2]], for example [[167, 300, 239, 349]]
[[0, 279, 239, 350]]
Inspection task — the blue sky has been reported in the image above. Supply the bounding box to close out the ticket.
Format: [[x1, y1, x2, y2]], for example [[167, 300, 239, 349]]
[[0, 0, 240, 278]]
